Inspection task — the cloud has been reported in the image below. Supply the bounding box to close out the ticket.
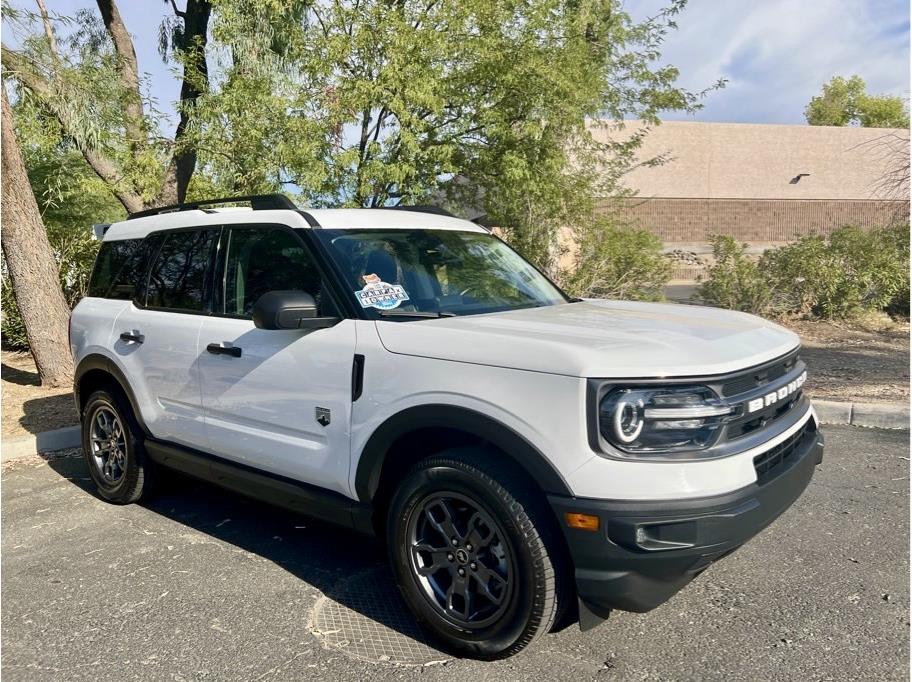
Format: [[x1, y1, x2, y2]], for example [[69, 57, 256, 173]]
[[631, 0, 911, 123]]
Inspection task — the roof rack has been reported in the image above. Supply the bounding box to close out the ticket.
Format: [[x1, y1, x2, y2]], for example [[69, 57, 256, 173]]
[[378, 205, 457, 218], [127, 193, 298, 220]]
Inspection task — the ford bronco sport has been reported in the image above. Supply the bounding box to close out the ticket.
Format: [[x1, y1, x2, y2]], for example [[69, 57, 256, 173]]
[[71, 194, 824, 659]]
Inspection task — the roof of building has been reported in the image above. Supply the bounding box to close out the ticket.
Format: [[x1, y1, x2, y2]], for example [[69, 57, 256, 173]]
[[104, 206, 484, 241], [590, 120, 910, 201]]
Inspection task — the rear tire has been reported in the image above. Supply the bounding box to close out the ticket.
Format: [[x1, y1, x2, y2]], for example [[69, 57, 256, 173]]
[[81, 387, 155, 504], [387, 447, 568, 659]]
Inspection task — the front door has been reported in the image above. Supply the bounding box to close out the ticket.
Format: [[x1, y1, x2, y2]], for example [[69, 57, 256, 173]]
[[197, 225, 356, 496]]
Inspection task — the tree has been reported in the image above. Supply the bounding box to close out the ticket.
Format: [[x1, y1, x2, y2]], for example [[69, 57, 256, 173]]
[[1, 0, 212, 211], [1, 86, 73, 386], [194, 0, 716, 270], [805, 75, 909, 128]]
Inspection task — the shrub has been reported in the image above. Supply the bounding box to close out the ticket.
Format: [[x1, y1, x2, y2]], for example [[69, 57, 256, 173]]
[[699, 225, 910, 320], [697, 235, 771, 314], [761, 224, 909, 319], [563, 220, 671, 301]]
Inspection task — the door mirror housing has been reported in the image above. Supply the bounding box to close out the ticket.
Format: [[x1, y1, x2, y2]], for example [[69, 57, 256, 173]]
[[252, 290, 340, 330]]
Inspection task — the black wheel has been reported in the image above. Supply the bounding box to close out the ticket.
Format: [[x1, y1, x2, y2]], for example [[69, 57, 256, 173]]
[[387, 448, 569, 659], [81, 387, 154, 504]]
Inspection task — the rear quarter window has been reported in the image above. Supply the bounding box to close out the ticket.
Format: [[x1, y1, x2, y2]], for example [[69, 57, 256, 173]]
[[88, 238, 147, 299]]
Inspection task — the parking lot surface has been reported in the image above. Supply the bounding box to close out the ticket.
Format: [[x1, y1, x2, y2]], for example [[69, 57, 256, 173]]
[[2, 425, 908, 681]]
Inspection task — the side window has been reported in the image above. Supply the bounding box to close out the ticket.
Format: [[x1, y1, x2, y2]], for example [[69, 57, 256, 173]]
[[145, 230, 217, 312], [222, 227, 333, 318], [88, 238, 145, 299]]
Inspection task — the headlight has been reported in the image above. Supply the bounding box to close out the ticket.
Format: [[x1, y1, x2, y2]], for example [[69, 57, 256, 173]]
[[599, 386, 735, 455]]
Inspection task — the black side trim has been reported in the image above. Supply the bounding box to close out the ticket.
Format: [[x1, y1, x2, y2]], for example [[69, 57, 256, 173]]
[[74, 354, 152, 436], [351, 354, 365, 402], [145, 439, 374, 534], [354, 405, 572, 501]]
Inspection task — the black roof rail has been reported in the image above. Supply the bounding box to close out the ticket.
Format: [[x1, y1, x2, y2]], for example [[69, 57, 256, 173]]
[[127, 193, 298, 220], [378, 205, 457, 218]]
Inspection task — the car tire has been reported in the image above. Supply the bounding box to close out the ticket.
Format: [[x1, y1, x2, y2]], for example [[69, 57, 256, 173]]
[[81, 387, 155, 504], [387, 447, 569, 659]]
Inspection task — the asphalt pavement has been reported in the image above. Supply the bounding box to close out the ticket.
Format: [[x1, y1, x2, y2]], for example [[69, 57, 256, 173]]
[[1, 425, 908, 681]]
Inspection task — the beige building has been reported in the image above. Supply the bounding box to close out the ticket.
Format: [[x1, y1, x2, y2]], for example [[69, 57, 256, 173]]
[[589, 120, 910, 280]]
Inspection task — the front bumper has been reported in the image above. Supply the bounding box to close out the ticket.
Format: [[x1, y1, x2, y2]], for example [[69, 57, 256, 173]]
[[549, 417, 824, 620]]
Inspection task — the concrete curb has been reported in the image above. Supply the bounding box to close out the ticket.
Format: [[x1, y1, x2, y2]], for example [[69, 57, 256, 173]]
[[1, 425, 80, 464], [814, 399, 910, 430]]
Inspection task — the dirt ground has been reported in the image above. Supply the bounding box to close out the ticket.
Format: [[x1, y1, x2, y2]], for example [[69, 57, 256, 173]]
[[1, 320, 908, 441], [1, 350, 79, 440], [787, 319, 910, 404]]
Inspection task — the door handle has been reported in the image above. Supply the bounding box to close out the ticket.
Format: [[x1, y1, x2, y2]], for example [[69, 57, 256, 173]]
[[206, 342, 242, 358], [119, 330, 144, 344]]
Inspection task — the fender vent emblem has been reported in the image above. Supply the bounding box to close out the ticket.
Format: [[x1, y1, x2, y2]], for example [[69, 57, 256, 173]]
[[315, 407, 331, 427]]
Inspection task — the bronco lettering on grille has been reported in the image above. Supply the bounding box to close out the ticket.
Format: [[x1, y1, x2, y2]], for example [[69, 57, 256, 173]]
[[746, 371, 806, 414]]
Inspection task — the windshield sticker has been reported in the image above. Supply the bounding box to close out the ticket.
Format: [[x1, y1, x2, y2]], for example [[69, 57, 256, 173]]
[[355, 276, 410, 310]]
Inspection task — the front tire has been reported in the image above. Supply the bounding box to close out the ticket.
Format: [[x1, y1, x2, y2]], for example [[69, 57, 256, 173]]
[[387, 448, 568, 659], [81, 387, 154, 504]]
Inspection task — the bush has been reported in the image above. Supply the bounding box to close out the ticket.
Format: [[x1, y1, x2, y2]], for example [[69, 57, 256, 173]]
[[697, 235, 771, 314], [699, 225, 910, 320], [761, 224, 909, 319], [563, 220, 671, 301]]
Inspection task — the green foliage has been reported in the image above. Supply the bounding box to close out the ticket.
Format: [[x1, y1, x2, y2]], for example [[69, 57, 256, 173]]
[[761, 225, 910, 319], [563, 219, 671, 301], [805, 75, 909, 128], [199, 0, 716, 272], [697, 235, 771, 314], [2, 143, 124, 351], [699, 227, 910, 320]]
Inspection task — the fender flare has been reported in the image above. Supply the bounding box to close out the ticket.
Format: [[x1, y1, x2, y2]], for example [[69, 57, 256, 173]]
[[74, 353, 151, 436], [354, 404, 573, 502]]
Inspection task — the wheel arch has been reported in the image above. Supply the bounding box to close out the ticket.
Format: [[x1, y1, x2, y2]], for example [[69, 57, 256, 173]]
[[74, 354, 150, 436], [355, 404, 573, 509]]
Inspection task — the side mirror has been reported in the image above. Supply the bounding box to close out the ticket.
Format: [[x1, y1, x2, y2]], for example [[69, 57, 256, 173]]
[[252, 290, 340, 330]]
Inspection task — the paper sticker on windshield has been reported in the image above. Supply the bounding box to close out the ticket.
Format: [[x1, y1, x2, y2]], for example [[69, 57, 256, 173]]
[[355, 278, 410, 310]]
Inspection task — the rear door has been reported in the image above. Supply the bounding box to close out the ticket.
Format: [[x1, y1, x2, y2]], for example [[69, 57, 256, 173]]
[[112, 227, 218, 449], [197, 225, 356, 495]]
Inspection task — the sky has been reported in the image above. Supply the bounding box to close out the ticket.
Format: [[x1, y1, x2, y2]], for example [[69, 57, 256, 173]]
[[5, 0, 911, 127]]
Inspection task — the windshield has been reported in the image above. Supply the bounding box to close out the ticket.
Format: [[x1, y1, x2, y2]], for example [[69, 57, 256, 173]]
[[314, 229, 568, 318]]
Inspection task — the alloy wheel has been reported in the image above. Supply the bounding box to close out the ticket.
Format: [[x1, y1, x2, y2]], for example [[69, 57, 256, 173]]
[[407, 492, 515, 628]]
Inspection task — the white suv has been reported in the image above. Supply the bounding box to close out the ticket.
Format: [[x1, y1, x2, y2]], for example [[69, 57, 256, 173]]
[[70, 194, 824, 659]]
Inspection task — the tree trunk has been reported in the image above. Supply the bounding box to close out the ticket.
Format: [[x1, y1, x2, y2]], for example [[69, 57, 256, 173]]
[[1, 88, 75, 387]]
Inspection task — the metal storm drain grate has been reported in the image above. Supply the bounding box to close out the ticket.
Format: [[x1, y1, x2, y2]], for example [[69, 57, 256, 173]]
[[309, 567, 450, 666]]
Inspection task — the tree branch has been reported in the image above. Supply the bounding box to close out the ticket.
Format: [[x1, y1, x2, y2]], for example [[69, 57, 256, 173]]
[[35, 0, 61, 63], [2, 44, 145, 213], [95, 0, 145, 147], [157, 0, 211, 205]]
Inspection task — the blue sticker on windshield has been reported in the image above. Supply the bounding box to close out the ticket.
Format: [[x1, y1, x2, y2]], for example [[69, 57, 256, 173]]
[[355, 273, 410, 310]]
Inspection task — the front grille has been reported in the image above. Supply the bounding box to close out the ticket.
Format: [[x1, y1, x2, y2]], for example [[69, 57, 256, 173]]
[[752, 419, 816, 485], [721, 351, 799, 397]]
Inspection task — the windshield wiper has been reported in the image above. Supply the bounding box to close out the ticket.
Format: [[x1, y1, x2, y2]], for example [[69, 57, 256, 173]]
[[376, 310, 456, 319]]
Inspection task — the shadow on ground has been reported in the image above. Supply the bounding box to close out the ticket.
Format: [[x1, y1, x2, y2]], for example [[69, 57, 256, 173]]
[[41, 452, 448, 660], [1, 361, 40, 386], [17, 393, 79, 435]]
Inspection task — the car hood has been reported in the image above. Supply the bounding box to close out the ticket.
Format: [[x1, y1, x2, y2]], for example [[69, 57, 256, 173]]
[[374, 300, 800, 378]]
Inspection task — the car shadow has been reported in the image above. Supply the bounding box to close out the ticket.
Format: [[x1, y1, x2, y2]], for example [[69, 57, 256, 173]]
[[18, 393, 80, 436], [41, 453, 449, 659]]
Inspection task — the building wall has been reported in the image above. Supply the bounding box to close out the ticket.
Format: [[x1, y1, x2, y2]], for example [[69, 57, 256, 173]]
[[605, 196, 909, 243]]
